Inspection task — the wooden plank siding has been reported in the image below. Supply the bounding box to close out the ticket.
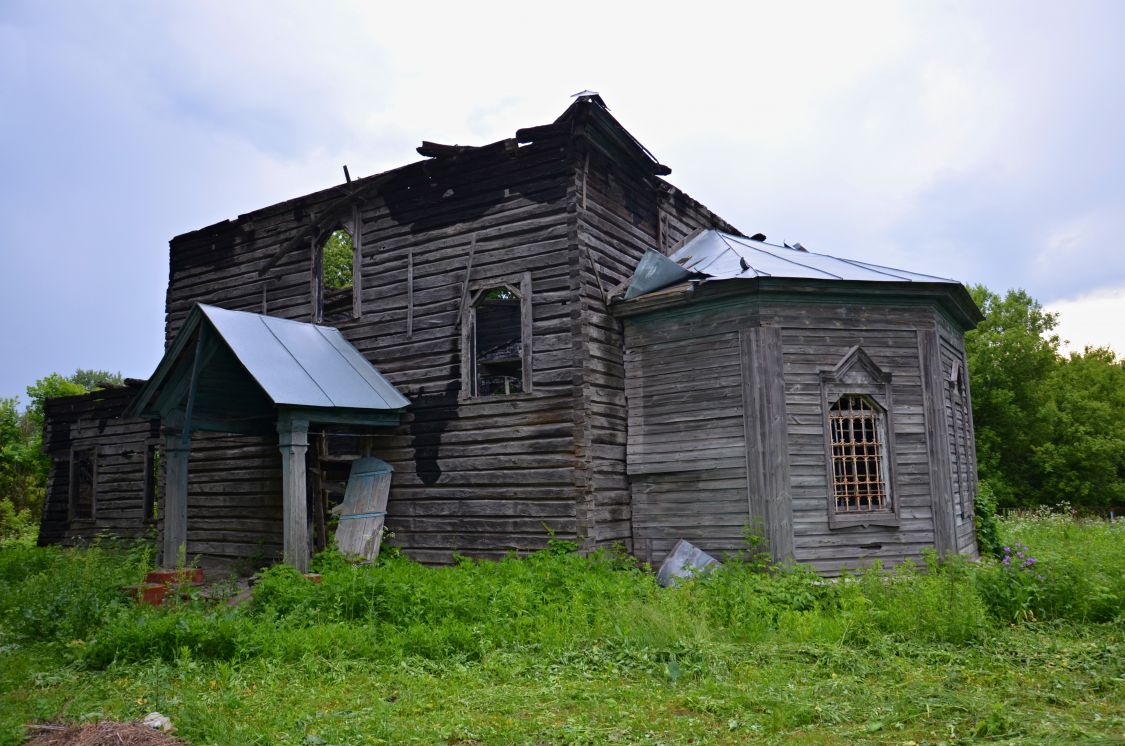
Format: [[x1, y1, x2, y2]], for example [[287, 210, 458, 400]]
[[39, 384, 157, 548], [624, 331, 749, 565], [936, 316, 980, 558], [39, 98, 979, 575], [573, 135, 740, 553], [161, 132, 586, 565], [621, 292, 962, 575], [769, 303, 940, 572]]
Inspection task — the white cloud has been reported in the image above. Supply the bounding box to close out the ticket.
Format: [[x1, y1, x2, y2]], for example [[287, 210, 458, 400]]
[[2, 0, 1125, 398], [1046, 286, 1125, 357]]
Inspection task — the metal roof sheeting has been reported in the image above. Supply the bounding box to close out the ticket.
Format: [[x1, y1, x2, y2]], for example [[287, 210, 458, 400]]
[[199, 304, 409, 411], [625, 230, 958, 299]]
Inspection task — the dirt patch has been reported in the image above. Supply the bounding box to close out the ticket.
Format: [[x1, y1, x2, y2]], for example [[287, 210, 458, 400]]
[[23, 722, 183, 745]]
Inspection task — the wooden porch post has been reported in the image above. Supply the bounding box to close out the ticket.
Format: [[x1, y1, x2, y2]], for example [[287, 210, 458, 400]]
[[277, 414, 311, 572], [162, 427, 190, 568]]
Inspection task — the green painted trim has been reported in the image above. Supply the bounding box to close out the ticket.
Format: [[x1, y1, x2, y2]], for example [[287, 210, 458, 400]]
[[623, 281, 977, 332]]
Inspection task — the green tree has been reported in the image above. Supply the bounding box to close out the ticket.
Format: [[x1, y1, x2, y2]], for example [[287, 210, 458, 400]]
[[965, 286, 1061, 507], [0, 369, 121, 540], [966, 286, 1125, 510], [322, 229, 354, 290], [1035, 347, 1125, 507]]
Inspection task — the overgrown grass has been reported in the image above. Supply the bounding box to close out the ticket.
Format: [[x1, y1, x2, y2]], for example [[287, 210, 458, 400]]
[[1, 514, 1121, 744]]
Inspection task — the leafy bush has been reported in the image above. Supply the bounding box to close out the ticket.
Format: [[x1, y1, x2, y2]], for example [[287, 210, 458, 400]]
[[974, 480, 1004, 559], [844, 553, 990, 645], [3, 511, 1121, 679], [0, 541, 150, 644], [82, 607, 255, 667], [976, 508, 1124, 623]]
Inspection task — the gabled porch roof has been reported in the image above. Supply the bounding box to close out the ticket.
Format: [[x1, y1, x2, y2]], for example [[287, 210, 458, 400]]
[[128, 304, 409, 432]]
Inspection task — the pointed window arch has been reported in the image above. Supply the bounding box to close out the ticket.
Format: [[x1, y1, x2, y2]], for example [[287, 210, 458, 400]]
[[310, 204, 364, 323]]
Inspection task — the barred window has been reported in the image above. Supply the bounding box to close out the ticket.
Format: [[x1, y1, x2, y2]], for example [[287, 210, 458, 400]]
[[828, 395, 889, 513]]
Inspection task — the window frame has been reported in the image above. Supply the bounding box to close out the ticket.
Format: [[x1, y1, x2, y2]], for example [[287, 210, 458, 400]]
[[947, 362, 974, 523], [460, 271, 533, 400], [68, 446, 98, 522], [311, 211, 363, 323], [142, 443, 160, 525], [819, 346, 900, 528]]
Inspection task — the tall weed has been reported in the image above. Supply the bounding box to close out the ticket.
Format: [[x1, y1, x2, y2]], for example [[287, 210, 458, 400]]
[[3, 511, 1121, 676], [0, 540, 150, 644]]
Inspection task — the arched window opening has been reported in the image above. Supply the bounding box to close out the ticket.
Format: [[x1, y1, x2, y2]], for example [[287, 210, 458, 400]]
[[319, 228, 354, 322], [828, 395, 890, 514], [474, 286, 524, 396]]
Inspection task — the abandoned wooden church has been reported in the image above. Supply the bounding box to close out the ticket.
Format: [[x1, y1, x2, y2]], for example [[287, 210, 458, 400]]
[[38, 94, 983, 575]]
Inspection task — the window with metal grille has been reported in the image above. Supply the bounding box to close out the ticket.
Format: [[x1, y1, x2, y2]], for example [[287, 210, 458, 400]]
[[828, 395, 889, 513]]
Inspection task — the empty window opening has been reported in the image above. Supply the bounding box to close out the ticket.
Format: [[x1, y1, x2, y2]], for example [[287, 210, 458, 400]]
[[70, 448, 96, 520], [474, 286, 523, 396], [828, 396, 890, 513], [322, 228, 354, 290], [315, 227, 356, 324], [143, 445, 160, 523]]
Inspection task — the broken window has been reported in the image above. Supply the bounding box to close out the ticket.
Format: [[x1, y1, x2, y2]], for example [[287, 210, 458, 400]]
[[318, 228, 355, 323], [827, 395, 890, 514], [70, 448, 96, 520], [475, 287, 523, 395], [462, 274, 532, 398], [322, 229, 354, 290]]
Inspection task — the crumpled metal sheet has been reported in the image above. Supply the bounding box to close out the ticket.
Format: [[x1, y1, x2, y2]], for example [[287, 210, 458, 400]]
[[656, 539, 721, 587], [624, 230, 960, 299]]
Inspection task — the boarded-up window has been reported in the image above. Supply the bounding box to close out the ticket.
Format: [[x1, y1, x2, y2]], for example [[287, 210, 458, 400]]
[[70, 448, 96, 520], [828, 395, 889, 513]]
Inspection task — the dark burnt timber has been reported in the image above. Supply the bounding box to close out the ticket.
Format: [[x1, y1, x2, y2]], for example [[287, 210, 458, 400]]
[[40, 93, 982, 576]]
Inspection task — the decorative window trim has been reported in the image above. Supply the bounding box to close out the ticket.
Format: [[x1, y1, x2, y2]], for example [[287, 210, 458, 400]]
[[819, 346, 900, 528], [460, 271, 533, 400], [69, 446, 97, 522], [947, 361, 973, 523]]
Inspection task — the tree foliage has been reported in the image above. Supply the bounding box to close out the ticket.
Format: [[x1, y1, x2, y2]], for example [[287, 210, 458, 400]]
[[966, 286, 1125, 509], [0, 369, 121, 540], [322, 229, 354, 290]]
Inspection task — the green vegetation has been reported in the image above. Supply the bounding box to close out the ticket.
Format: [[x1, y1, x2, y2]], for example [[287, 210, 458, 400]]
[[1, 516, 1121, 745], [966, 286, 1125, 509], [322, 229, 353, 290], [0, 370, 121, 542]]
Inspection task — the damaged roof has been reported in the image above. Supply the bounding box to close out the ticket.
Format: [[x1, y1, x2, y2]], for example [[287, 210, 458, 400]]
[[623, 229, 961, 300]]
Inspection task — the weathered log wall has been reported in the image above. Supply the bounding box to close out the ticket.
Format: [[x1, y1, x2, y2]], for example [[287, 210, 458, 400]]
[[39, 383, 156, 547], [936, 315, 980, 557], [165, 132, 584, 564], [572, 114, 741, 553]]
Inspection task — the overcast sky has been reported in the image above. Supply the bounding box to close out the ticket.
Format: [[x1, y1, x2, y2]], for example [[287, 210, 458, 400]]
[[1, 1, 1123, 401]]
